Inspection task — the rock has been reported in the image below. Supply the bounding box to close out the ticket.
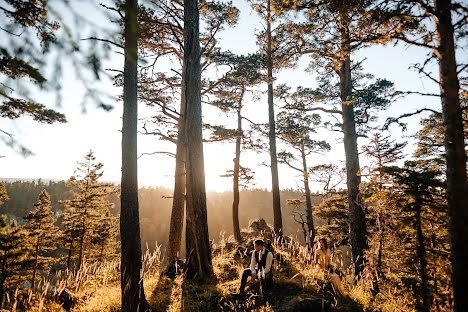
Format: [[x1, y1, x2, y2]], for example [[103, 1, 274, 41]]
[[249, 218, 272, 234], [279, 297, 331, 312]]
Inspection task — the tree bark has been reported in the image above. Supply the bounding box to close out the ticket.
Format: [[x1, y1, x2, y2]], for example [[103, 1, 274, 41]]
[[338, 12, 368, 277], [266, 0, 283, 237], [183, 0, 214, 280], [31, 238, 40, 291], [121, 0, 148, 310], [167, 74, 187, 264], [66, 239, 73, 271], [414, 199, 431, 312], [232, 98, 243, 242], [434, 1, 468, 311], [300, 143, 315, 249]]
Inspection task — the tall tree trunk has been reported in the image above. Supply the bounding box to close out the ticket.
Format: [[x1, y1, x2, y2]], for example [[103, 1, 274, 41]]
[[232, 98, 243, 242], [435, 2, 468, 311], [414, 199, 431, 312], [167, 74, 186, 264], [66, 239, 73, 271], [77, 230, 85, 271], [184, 0, 213, 280], [338, 13, 368, 277], [266, 0, 283, 237], [300, 143, 314, 248], [121, 0, 148, 310], [31, 238, 40, 291]]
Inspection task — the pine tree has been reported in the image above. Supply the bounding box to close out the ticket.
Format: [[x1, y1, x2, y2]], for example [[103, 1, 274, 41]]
[[23, 189, 59, 291], [91, 211, 119, 263], [276, 88, 330, 248], [183, 0, 214, 280], [0, 184, 8, 207], [60, 151, 116, 271], [0, 216, 29, 307], [209, 52, 264, 242]]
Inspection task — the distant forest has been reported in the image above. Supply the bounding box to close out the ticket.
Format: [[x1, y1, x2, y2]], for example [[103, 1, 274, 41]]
[[1, 179, 322, 252]]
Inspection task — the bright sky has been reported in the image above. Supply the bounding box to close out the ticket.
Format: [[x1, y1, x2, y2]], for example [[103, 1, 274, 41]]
[[0, 0, 446, 192]]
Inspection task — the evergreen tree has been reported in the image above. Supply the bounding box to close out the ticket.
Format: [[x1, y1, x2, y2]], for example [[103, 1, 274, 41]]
[[377, 2, 468, 308], [60, 151, 116, 271], [0, 216, 29, 307], [120, 0, 148, 310], [209, 52, 264, 242], [23, 189, 59, 291], [183, 0, 214, 280], [91, 211, 119, 263], [0, 184, 7, 207], [135, 0, 239, 264], [276, 88, 330, 248]]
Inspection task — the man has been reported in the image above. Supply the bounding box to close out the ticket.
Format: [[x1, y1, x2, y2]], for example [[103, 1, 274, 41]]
[[238, 239, 274, 296]]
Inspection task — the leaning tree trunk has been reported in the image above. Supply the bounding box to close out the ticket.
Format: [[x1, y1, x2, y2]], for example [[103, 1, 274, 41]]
[[183, 0, 214, 280], [120, 0, 148, 310], [300, 143, 315, 249], [266, 0, 283, 237], [232, 98, 243, 242], [167, 74, 187, 264], [338, 13, 368, 277], [435, 1, 468, 311]]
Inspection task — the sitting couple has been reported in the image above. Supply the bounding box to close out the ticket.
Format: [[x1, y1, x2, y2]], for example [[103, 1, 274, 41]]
[[236, 239, 273, 297]]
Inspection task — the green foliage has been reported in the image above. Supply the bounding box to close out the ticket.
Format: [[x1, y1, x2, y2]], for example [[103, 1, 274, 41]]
[[0, 183, 8, 207], [0, 215, 30, 306], [23, 189, 60, 289], [60, 151, 118, 269]]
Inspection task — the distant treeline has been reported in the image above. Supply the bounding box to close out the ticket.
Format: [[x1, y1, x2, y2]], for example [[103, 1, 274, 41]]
[[1, 179, 322, 252]]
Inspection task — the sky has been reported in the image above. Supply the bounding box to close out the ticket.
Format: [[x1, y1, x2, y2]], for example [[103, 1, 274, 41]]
[[0, 0, 446, 192]]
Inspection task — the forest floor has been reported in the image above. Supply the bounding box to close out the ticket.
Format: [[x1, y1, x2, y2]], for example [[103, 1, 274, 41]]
[[15, 224, 405, 311]]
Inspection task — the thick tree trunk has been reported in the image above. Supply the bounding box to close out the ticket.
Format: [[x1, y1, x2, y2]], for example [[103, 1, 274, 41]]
[[121, 0, 148, 310], [415, 199, 431, 312], [183, 0, 214, 280], [232, 101, 243, 242], [300, 143, 315, 248], [266, 0, 283, 237], [167, 75, 186, 264], [338, 14, 368, 277], [435, 2, 468, 311]]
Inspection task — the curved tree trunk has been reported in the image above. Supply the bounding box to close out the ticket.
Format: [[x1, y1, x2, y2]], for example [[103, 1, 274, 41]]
[[167, 76, 186, 264], [434, 2, 468, 311], [232, 101, 243, 242], [184, 0, 214, 280], [338, 13, 368, 277], [121, 0, 148, 310], [300, 143, 315, 249], [266, 0, 283, 237]]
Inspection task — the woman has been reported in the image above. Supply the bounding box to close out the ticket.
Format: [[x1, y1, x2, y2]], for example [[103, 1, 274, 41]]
[[314, 238, 346, 296]]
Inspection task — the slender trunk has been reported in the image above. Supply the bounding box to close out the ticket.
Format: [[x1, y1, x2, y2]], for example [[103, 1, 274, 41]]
[[0, 256, 6, 307], [338, 13, 367, 277], [415, 199, 431, 312], [300, 143, 314, 248], [184, 0, 213, 280], [77, 230, 85, 271], [66, 239, 73, 271], [167, 74, 187, 264], [121, 0, 148, 310], [31, 238, 40, 291], [435, 2, 468, 311], [266, 0, 282, 237], [232, 98, 243, 242]]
